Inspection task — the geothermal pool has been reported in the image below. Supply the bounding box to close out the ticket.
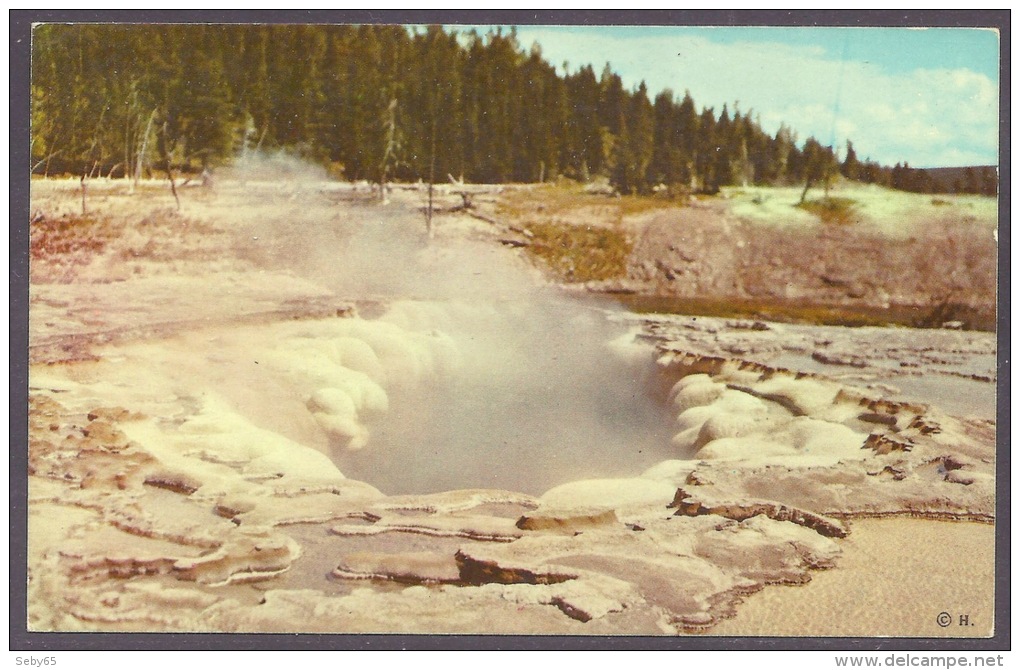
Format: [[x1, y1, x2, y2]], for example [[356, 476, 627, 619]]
[[26, 179, 998, 635], [325, 300, 679, 495]]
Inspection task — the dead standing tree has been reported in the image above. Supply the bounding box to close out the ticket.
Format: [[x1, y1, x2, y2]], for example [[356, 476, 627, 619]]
[[377, 96, 438, 241], [426, 114, 437, 239], [132, 107, 158, 191], [78, 106, 110, 215], [799, 139, 838, 205], [158, 120, 181, 211], [378, 97, 400, 206]]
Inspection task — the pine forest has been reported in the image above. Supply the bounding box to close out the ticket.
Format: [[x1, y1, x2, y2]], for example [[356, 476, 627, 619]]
[[30, 24, 997, 196]]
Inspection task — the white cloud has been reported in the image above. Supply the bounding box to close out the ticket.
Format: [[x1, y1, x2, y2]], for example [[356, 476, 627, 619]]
[[516, 28, 999, 168]]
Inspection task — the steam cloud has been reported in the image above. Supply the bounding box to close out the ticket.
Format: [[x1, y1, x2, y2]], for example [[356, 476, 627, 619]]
[[220, 157, 676, 495]]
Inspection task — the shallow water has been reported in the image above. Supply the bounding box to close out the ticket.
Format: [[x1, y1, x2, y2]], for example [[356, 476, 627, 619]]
[[330, 331, 678, 496], [612, 293, 996, 332]]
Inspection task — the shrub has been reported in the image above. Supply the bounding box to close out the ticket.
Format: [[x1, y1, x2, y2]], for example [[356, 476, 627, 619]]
[[796, 197, 858, 225], [524, 222, 632, 282]]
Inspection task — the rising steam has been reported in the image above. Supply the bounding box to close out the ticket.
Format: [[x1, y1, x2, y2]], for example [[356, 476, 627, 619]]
[[211, 155, 676, 495]]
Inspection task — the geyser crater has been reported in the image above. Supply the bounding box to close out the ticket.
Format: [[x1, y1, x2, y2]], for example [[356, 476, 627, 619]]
[[322, 298, 679, 496]]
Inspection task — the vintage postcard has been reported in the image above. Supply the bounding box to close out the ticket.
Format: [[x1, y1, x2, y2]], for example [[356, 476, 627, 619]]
[[13, 10, 1006, 653]]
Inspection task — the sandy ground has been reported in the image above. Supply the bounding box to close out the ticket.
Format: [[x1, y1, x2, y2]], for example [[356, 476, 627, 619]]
[[710, 518, 996, 638], [23, 177, 998, 637]]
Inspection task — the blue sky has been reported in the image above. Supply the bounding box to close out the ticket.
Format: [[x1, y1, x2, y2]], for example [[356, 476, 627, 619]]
[[489, 25, 1000, 168]]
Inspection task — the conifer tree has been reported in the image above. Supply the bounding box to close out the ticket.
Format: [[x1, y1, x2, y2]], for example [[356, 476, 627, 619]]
[[29, 23, 959, 198], [841, 140, 860, 181]]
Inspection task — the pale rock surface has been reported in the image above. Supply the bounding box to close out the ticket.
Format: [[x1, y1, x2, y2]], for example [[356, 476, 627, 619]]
[[26, 181, 995, 635]]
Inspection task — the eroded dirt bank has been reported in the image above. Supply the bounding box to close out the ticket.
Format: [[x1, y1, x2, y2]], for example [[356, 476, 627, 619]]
[[25, 178, 996, 635], [487, 182, 998, 331]]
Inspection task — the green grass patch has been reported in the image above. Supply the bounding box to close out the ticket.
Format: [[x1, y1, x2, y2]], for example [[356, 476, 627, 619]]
[[797, 196, 858, 225], [524, 221, 632, 283], [613, 294, 890, 327], [616, 194, 678, 218], [497, 181, 676, 225], [496, 182, 588, 219]]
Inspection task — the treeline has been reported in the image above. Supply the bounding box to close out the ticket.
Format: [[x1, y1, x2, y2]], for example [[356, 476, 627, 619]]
[[31, 24, 995, 196], [889, 163, 997, 196]]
